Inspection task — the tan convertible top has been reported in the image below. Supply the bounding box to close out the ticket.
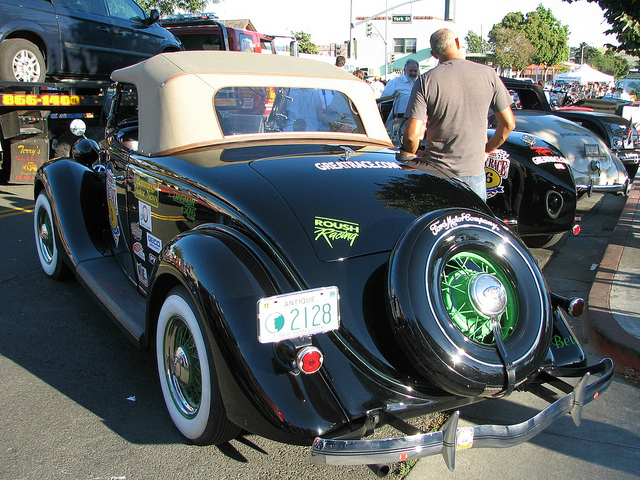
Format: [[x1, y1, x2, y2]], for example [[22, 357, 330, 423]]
[[111, 51, 392, 155]]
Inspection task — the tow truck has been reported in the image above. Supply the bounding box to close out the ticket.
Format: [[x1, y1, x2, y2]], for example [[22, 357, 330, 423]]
[[0, 80, 108, 183]]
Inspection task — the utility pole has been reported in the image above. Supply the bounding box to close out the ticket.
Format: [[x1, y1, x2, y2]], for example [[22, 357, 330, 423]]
[[352, 0, 424, 80]]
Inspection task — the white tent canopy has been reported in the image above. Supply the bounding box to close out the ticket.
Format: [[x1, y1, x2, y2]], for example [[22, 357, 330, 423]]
[[554, 64, 614, 85]]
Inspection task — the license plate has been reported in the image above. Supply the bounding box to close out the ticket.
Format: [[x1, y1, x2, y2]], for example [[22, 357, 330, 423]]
[[585, 144, 600, 156], [257, 287, 340, 343]]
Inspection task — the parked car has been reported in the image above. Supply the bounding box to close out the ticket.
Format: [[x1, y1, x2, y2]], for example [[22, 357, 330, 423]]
[[0, 0, 182, 82], [34, 52, 613, 470], [554, 104, 640, 180], [484, 130, 578, 247], [159, 12, 276, 54], [501, 78, 633, 193]]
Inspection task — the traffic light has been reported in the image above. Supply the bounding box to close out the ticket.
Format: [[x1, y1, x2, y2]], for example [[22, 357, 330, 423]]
[[366, 22, 372, 37]]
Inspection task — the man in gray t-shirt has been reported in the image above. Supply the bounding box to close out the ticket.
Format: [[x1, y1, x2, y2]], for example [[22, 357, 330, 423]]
[[400, 28, 515, 200]]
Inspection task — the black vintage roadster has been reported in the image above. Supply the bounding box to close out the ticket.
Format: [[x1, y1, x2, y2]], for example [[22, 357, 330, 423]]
[[34, 52, 612, 470]]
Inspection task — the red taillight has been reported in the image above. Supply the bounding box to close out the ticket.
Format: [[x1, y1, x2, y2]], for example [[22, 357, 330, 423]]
[[572, 224, 581, 236], [296, 346, 323, 374], [568, 297, 585, 318]]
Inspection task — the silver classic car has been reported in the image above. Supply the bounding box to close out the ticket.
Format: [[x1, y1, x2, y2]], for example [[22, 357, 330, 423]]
[[500, 78, 631, 197]]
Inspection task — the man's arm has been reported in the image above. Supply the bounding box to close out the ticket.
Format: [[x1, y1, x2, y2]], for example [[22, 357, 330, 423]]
[[380, 78, 397, 99], [486, 106, 516, 153], [400, 117, 425, 155]]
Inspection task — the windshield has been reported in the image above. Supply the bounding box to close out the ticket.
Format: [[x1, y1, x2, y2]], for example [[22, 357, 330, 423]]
[[214, 87, 365, 136]]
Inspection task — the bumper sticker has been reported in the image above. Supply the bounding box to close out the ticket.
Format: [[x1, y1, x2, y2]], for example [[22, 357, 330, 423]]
[[485, 149, 510, 199], [106, 163, 120, 247]]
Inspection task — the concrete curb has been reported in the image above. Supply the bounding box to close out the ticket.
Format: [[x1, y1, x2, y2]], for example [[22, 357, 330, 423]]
[[585, 181, 640, 371]]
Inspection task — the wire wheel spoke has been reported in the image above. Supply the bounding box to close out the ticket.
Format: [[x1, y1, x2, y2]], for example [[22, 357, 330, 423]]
[[166, 318, 203, 416], [440, 251, 518, 345]]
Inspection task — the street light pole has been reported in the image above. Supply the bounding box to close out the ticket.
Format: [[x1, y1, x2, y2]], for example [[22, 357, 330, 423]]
[[349, 0, 353, 58], [385, 0, 388, 80]]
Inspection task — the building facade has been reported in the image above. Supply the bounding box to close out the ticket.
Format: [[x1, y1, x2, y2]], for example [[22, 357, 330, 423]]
[[349, 0, 459, 79]]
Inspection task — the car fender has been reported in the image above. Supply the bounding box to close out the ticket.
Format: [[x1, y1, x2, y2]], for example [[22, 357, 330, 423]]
[[148, 226, 351, 445], [34, 159, 107, 268], [0, 11, 60, 71]]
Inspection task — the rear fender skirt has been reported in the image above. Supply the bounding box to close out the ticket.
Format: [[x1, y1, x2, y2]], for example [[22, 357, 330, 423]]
[[148, 226, 351, 445], [34, 159, 108, 269]]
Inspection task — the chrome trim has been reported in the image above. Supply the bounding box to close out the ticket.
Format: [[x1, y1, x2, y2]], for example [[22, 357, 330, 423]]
[[310, 359, 614, 470], [576, 182, 630, 195]]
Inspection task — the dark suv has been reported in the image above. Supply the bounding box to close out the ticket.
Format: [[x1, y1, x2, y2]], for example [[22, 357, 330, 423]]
[[0, 0, 182, 82]]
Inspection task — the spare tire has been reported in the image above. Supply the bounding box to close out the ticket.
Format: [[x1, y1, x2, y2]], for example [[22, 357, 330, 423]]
[[387, 208, 552, 397]]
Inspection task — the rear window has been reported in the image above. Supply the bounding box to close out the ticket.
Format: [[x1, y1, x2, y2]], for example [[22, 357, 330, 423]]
[[214, 87, 365, 136], [176, 33, 223, 50]]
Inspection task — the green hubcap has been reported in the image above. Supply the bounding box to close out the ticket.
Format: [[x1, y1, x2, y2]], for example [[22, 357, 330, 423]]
[[440, 251, 518, 345], [164, 317, 202, 418]]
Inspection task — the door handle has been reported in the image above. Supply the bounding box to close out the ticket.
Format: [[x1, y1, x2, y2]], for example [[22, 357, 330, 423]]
[[97, 26, 110, 34]]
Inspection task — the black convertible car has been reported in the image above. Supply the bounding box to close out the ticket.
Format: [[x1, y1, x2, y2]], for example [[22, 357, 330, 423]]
[[34, 52, 613, 470]]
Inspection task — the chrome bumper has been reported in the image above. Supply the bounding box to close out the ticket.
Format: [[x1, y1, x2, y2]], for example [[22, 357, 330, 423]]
[[577, 178, 632, 196], [310, 358, 614, 471]]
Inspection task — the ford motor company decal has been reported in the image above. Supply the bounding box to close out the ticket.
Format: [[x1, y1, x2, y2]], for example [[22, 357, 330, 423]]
[[430, 213, 500, 236]]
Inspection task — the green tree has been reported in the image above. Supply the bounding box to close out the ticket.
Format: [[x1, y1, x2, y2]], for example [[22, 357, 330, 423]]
[[570, 43, 629, 78], [563, 0, 640, 55], [600, 49, 630, 78], [137, 0, 210, 15], [490, 27, 535, 76], [489, 6, 568, 79], [465, 31, 489, 53], [571, 42, 601, 64], [526, 6, 569, 78], [292, 31, 318, 54]]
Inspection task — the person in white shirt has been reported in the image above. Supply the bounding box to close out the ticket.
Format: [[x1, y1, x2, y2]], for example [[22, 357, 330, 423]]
[[380, 59, 419, 122], [370, 76, 385, 99], [380, 59, 419, 144]]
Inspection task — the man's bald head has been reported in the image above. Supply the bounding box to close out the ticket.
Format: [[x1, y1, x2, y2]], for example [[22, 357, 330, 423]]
[[430, 29, 463, 61]]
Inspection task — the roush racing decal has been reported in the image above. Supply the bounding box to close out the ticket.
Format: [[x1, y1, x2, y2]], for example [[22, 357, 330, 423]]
[[314, 216, 360, 248]]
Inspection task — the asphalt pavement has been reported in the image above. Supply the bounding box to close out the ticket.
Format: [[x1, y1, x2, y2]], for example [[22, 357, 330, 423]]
[[406, 180, 640, 479]]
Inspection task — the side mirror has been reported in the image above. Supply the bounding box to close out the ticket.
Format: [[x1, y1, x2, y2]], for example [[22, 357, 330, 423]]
[[70, 118, 87, 137], [146, 9, 160, 25]]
